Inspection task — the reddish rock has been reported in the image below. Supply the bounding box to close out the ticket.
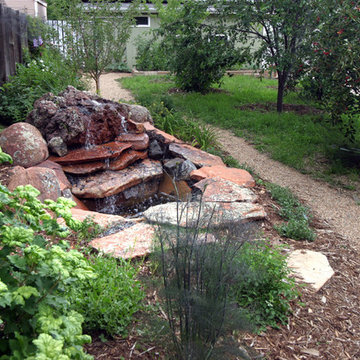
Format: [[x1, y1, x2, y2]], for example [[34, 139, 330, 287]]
[[190, 166, 255, 187], [65, 208, 128, 228], [0, 123, 48, 167], [72, 195, 89, 210], [159, 173, 192, 201], [115, 133, 149, 150], [7, 167, 61, 202], [61, 150, 148, 175], [62, 161, 106, 175], [144, 201, 266, 228], [72, 159, 163, 198], [26, 86, 143, 152], [143, 122, 182, 144], [194, 177, 257, 202], [90, 223, 156, 259], [49, 142, 132, 165], [35, 160, 71, 191], [169, 143, 225, 168], [127, 119, 145, 134], [108, 150, 148, 171]]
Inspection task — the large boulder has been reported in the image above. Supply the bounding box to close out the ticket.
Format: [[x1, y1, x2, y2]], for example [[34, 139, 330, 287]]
[[0, 123, 48, 168], [26, 86, 145, 156], [7, 167, 62, 202]]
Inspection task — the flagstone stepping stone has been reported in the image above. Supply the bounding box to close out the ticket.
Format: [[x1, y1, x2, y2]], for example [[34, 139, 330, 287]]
[[49, 142, 132, 165], [71, 159, 163, 198], [287, 250, 335, 292], [194, 177, 257, 203], [169, 143, 225, 168], [62, 150, 148, 174], [190, 165, 255, 187], [115, 132, 149, 150], [90, 223, 156, 259], [144, 201, 266, 228]]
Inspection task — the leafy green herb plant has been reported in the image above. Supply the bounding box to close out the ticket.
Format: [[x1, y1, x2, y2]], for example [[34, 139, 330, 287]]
[[0, 184, 95, 359]]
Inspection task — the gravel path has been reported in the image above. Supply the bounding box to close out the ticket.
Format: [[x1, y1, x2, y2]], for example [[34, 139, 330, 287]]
[[92, 73, 360, 251]]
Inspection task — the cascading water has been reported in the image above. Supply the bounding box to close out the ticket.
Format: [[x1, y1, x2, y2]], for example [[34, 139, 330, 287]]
[[120, 115, 128, 133], [96, 194, 118, 214]]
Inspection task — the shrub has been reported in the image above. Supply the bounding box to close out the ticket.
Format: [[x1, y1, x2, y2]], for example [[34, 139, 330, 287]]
[[157, 0, 243, 92], [135, 37, 170, 71], [67, 255, 145, 337], [0, 184, 95, 359], [0, 47, 86, 125], [231, 241, 298, 332]]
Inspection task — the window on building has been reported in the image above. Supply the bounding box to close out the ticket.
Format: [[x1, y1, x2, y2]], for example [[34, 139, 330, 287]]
[[135, 16, 150, 27]]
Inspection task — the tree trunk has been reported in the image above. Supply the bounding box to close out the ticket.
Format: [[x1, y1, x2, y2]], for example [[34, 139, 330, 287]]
[[95, 75, 101, 95], [277, 72, 286, 113]]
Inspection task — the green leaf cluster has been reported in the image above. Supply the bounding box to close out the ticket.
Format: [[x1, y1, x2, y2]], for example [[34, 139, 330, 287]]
[[67, 255, 145, 337], [0, 148, 12, 165], [0, 47, 86, 125], [231, 241, 299, 332], [0, 184, 94, 359]]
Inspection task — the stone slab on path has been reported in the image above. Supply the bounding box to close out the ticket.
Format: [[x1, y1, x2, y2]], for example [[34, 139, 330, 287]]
[[169, 143, 225, 168], [191, 165, 255, 187], [72, 158, 163, 198], [287, 249, 335, 292], [194, 177, 258, 203], [144, 201, 266, 228], [90, 223, 155, 259]]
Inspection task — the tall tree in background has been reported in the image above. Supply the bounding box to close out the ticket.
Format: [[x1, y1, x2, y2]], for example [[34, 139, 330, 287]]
[[218, 0, 322, 112], [51, 0, 140, 94]]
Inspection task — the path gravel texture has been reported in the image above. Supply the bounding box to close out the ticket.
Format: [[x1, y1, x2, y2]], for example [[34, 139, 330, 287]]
[[90, 73, 360, 251]]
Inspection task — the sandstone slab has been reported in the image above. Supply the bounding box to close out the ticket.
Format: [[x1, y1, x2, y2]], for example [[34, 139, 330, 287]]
[[0, 122, 48, 167], [61, 150, 148, 175], [158, 173, 192, 201], [169, 143, 225, 168], [287, 250, 335, 292], [144, 201, 266, 228], [115, 133, 149, 150], [49, 142, 132, 165], [72, 159, 163, 198], [194, 177, 257, 203], [90, 223, 155, 259], [67, 208, 128, 228], [190, 165, 255, 187], [7, 167, 61, 202]]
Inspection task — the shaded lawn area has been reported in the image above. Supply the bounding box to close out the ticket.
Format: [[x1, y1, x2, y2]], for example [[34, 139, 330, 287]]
[[120, 75, 360, 183]]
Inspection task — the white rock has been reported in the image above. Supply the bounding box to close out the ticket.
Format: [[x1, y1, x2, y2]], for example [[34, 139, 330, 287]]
[[287, 250, 334, 292]]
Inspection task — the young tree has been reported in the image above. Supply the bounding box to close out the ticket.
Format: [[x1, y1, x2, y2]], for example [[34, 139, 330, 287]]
[[218, 0, 322, 112], [156, 0, 243, 93], [51, 0, 140, 94]]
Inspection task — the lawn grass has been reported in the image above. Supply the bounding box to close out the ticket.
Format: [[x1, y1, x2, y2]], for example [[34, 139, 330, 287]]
[[120, 75, 360, 185]]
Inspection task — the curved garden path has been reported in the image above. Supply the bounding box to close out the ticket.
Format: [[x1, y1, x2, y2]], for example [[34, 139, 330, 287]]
[[90, 73, 360, 251]]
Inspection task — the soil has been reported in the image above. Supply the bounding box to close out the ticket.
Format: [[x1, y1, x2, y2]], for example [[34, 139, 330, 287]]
[[1, 74, 359, 359]]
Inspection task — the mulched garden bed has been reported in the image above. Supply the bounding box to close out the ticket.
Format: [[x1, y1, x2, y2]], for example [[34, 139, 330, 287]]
[[83, 182, 360, 359]]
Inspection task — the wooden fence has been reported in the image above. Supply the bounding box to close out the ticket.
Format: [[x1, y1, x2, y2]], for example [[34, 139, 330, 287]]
[[0, 4, 28, 85]]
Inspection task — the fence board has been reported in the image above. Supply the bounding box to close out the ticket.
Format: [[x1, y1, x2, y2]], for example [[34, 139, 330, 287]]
[[0, 4, 28, 85]]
